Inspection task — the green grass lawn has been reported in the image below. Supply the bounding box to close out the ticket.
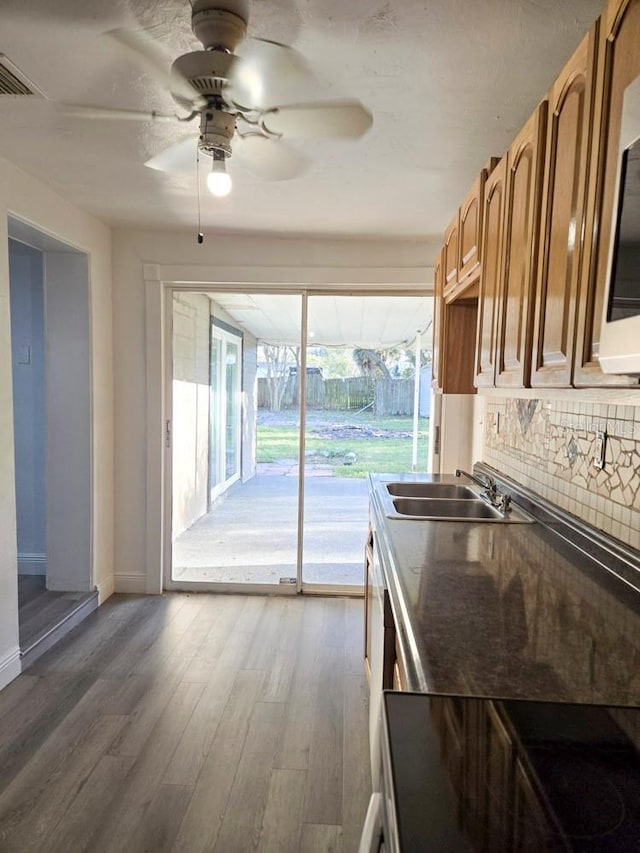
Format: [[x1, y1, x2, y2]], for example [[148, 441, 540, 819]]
[[257, 411, 430, 477]]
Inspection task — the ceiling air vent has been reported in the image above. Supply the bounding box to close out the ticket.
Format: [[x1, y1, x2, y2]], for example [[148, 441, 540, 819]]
[[0, 54, 45, 97]]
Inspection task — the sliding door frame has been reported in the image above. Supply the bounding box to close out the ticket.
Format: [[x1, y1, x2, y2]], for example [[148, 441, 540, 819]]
[[208, 320, 243, 505], [162, 283, 430, 596]]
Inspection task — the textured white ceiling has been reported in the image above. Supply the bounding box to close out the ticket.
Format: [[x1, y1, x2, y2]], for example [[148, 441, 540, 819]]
[[0, 0, 602, 239]]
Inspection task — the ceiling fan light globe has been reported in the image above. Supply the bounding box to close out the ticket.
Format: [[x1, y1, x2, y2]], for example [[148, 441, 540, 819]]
[[207, 169, 233, 197]]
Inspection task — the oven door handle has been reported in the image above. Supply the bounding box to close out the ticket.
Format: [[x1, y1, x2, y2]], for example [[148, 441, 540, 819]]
[[358, 792, 384, 853]]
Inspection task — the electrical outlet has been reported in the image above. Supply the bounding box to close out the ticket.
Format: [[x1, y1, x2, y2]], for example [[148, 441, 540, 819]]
[[593, 431, 606, 470]]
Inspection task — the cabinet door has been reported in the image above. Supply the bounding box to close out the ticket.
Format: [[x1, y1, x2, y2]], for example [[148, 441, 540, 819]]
[[485, 702, 515, 849], [432, 249, 444, 390], [531, 30, 596, 387], [462, 698, 487, 841], [367, 535, 397, 787], [512, 759, 559, 851], [367, 536, 386, 787], [458, 172, 485, 286], [437, 698, 464, 819], [443, 212, 460, 296], [574, 0, 640, 386], [392, 638, 408, 691], [475, 157, 507, 387], [496, 103, 547, 388], [382, 589, 396, 690], [364, 525, 374, 680]]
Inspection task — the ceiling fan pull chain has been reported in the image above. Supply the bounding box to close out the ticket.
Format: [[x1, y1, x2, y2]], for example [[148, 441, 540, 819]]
[[196, 146, 204, 244]]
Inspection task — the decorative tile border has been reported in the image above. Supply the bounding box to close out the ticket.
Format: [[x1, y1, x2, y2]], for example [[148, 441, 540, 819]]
[[483, 398, 640, 551]]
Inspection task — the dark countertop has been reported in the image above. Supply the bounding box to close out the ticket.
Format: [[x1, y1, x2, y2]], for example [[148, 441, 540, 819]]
[[369, 468, 640, 706]]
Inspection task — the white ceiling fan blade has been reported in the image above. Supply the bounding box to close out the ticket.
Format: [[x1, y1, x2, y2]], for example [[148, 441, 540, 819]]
[[261, 101, 373, 139], [234, 134, 310, 181], [107, 28, 205, 109], [60, 104, 178, 123], [145, 136, 200, 175], [228, 39, 314, 109]]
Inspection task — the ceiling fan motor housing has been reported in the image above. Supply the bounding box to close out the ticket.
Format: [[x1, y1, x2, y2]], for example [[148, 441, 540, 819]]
[[171, 50, 237, 108], [191, 4, 248, 51], [199, 109, 235, 157]]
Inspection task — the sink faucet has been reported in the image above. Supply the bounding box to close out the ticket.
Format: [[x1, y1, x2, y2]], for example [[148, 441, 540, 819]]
[[497, 493, 512, 514], [455, 468, 498, 501]]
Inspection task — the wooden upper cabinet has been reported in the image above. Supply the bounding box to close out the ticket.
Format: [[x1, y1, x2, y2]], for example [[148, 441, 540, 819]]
[[495, 102, 547, 388], [433, 245, 477, 395], [432, 250, 444, 390], [574, 0, 640, 386], [531, 28, 596, 387], [458, 172, 486, 287], [441, 301, 478, 394], [475, 157, 507, 387], [443, 213, 460, 297]]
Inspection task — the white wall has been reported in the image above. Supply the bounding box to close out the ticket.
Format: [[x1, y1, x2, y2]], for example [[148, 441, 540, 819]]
[[45, 252, 92, 592], [0, 156, 113, 689], [437, 394, 477, 474], [9, 241, 46, 575], [112, 227, 432, 593], [0, 214, 20, 690], [172, 292, 211, 538]]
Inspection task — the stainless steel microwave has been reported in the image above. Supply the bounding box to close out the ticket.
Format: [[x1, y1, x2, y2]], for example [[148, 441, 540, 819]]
[[600, 75, 640, 375]]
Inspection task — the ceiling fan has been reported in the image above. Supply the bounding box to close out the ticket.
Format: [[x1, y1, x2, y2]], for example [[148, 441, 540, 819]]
[[65, 0, 373, 196]]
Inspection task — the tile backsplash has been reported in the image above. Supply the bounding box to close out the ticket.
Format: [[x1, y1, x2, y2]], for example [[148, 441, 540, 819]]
[[483, 398, 640, 551]]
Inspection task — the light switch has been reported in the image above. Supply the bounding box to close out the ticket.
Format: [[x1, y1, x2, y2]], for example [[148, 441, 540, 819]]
[[17, 345, 31, 365]]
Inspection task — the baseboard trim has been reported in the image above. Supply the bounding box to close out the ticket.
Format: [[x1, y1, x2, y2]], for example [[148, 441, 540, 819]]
[[0, 647, 22, 691], [114, 574, 148, 594], [20, 590, 99, 671], [96, 575, 115, 604], [17, 552, 47, 575], [46, 578, 92, 592]]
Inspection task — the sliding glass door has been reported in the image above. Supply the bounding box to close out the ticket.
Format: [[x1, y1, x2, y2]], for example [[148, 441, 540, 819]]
[[208, 323, 242, 502], [166, 288, 432, 594], [300, 294, 431, 590], [168, 290, 302, 590]]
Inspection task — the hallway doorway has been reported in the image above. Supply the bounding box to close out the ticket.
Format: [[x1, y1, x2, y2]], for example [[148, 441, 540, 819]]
[[8, 221, 96, 667]]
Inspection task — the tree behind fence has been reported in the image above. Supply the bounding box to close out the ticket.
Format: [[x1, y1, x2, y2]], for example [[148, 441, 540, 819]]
[[257, 376, 415, 415]]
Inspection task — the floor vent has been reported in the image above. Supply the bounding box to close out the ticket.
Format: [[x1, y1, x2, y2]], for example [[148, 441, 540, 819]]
[[0, 54, 45, 97]]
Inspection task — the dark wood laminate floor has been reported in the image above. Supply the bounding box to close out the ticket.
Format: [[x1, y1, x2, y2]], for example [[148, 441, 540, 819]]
[[0, 592, 371, 852], [18, 575, 95, 650]]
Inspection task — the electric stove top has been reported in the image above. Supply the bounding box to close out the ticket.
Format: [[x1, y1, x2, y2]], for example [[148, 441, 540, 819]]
[[381, 691, 640, 852]]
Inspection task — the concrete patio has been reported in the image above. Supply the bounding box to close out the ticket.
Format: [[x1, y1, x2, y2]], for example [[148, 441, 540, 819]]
[[172, 467, 369, 586]]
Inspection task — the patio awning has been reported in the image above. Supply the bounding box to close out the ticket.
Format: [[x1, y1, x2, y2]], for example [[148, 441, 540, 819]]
[[204, 293, 433, 349]]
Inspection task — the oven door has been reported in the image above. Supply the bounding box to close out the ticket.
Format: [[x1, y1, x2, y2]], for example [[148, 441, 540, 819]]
[[376, 692, 473, 852]]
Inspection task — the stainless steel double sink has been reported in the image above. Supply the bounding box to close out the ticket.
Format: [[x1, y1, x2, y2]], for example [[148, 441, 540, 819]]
[[382, 481, 534, 523]]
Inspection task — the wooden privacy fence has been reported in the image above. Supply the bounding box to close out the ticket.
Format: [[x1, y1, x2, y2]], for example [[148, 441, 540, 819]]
[[257, 376, 416, 415], [374, 378, 414, 416], [319, 377, 374, 410]]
